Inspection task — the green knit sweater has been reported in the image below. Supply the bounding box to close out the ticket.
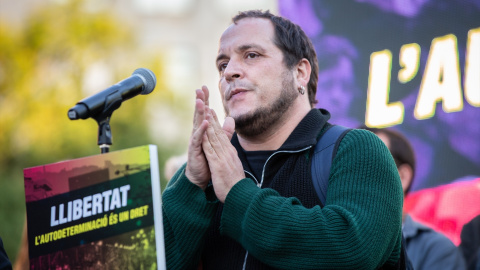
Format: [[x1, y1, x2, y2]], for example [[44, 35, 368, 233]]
[[162, 111, 403, 269]]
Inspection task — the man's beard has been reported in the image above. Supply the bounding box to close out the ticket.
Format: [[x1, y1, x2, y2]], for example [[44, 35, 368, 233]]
[[228, 73, 298, 138]]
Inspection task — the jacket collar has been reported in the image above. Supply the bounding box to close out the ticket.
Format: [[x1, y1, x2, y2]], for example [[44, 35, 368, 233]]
[[403, 214, 433, 240]]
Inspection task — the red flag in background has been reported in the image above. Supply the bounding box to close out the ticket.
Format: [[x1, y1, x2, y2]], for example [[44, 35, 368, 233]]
[[404, 177, 480, 246]]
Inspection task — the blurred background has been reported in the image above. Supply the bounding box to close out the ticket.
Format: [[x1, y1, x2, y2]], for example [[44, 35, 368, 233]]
[[0, 0, 277, 264], [1, 0, 480, 267]]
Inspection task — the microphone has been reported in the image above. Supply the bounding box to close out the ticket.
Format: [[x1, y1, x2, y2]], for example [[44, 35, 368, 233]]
[[68, 68, 156, 120]]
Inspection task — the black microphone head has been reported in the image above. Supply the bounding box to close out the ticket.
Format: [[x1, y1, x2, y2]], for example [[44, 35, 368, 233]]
[[133, 68, 156, 95]]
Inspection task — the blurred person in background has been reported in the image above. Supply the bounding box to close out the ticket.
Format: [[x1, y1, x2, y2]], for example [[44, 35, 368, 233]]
[[161, 10, 405, 269], [0, 237, 12, 270], [460, 214, 480, 270], [163, 154, 187, 183], [362, 126, 466, 270], [12, 223, 28, 270]]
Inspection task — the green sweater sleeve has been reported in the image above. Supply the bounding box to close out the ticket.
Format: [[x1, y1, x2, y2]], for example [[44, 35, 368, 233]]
[[162, 163, 218, 269], [220, 129, 404, 269]]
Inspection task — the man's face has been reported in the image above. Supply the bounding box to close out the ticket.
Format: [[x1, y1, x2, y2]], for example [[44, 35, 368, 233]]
[[216, 18, 298, 137]]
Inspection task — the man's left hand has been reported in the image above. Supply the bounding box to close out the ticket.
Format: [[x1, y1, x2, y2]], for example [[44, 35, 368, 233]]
[[202, 108, 245, 203]]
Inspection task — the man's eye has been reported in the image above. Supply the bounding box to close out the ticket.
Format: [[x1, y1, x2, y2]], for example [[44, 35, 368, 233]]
[[246, 53, 258, 59], [218, 63, 228, 71]]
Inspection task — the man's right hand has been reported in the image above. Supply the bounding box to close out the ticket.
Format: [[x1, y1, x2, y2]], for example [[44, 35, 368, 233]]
[[185, 86, 212, 190]]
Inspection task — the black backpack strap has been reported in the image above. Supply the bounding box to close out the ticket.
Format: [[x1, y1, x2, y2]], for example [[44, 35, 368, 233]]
[[311, 125, 351, 206]]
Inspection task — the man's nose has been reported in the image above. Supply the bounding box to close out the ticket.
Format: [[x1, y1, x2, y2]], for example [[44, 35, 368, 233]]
[[224, 60, 242, 82]]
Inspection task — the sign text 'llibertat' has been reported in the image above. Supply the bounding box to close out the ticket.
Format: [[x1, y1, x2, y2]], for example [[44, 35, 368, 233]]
[[50, 184, 131, 227]]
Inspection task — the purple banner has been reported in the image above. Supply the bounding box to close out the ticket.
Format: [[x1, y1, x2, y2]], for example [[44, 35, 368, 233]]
[[280, 0, 480, 191]]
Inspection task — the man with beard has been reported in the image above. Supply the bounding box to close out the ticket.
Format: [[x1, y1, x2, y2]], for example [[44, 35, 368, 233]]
[[162, 10, 404, 269]]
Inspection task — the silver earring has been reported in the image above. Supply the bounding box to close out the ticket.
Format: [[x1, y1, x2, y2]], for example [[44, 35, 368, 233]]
[[299, 85, 305, 95]]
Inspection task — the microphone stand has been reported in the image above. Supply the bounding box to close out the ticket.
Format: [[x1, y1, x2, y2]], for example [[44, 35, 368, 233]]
[[95, 117, 113, 154], [92, 92, 123, 154]]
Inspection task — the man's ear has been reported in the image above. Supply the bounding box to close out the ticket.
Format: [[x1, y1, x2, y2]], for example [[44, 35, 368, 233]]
[[295, 58, 311, 87], [397, 164, 413, 194]]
